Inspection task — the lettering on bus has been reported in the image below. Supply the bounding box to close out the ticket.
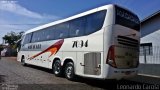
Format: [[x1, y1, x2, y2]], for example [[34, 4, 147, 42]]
[[28, 44, 41, 49], [116, 8, 139, 24], [72, 40, 88, 48]]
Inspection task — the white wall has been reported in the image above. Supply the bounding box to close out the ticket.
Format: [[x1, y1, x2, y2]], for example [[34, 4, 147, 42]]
[[140, 14, 160, 64]]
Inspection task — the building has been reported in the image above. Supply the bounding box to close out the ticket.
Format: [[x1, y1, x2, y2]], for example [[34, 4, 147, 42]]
[[139, 10, 160, 76]]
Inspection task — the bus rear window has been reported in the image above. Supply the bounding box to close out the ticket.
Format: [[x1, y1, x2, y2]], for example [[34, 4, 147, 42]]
[[115, 6, 140, 31]]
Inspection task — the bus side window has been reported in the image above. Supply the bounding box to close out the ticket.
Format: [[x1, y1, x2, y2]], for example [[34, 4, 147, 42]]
[[46, 28, 53, 40], [23, 33, 32, 44], [54, 23, 69, 39], [31, 30, 43, 42], [40, 29, 50, 41], [85, 10, 106, 35], [49, 27, 55, 40], [31, 32, 38, 42], [69, 17, 85, 37], [41, 30, 46, 41]]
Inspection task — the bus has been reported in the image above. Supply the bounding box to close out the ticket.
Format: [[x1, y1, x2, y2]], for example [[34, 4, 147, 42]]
[[17, 4, 140, 80]]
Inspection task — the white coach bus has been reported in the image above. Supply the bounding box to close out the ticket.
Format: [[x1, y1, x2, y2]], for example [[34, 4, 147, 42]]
[[17, 4, 140, 80]]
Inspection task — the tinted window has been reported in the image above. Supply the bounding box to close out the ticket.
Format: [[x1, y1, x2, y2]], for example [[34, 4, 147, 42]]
[[31, 30, 42, 42], [46, 27, 55, 40], [54, 23, 69, 39], [31, 23, 69, 43], [115, 6, 140, 30], [28, 10, 106, 42], [39, 28, 53, 41], [45, 29, 51, 40], [23, 33, 32, 44], [70, 17, 86, 37], [85, 10, 106, 35]]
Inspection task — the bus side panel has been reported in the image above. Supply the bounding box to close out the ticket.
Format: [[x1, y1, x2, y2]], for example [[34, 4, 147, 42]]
[[25, 51, 40, 65], [102, 25, 114, 78], [60, 39, 82, 75], [75, 52, 84, 76], [62, 52, 76, 68]]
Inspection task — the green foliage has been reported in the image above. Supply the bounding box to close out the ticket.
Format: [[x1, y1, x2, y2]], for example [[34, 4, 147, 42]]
[[0, 31, 24, 56], [2, 31, 24, 48], [0, 44, 3, 51]]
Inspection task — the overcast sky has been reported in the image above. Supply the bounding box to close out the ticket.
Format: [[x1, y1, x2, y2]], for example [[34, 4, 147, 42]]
[[0, 0, 160, 44]]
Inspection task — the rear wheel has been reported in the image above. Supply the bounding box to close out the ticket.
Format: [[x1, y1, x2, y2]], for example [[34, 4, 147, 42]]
[[64, 62, 75, 80], [53, 60, 62, 77]]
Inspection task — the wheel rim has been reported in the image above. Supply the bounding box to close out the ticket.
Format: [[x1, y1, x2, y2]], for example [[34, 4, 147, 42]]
[[54, 62, 61, 74], [66, 65, 73, 78]]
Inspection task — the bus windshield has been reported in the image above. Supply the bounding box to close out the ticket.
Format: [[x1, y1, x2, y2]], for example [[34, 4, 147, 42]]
[[115, 6, 140, 31]]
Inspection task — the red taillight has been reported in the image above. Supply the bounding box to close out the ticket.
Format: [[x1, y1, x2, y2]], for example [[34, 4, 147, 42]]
[[106, 45, 117, 68]]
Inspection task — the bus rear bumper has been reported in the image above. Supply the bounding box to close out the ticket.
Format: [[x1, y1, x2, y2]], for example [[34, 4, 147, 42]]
[[104, 65, 138, 80], [108, 70, 138, 80]]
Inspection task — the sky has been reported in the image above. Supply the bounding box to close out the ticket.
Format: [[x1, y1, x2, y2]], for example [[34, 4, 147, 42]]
[[0, 0, 160, 44]]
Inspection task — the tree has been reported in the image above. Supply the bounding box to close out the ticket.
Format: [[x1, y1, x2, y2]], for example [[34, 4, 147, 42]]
[[2, 31, 24, 56], [2, 31, 24, 48]]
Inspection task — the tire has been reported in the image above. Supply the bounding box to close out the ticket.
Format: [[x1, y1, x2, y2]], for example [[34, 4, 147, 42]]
[[53, 60, 62, 77], [64, 62, 75, 80], [21, 56, 26, 66]]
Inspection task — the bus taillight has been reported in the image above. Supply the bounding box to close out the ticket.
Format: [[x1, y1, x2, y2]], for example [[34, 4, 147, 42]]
[[106, 45, 117, 68]]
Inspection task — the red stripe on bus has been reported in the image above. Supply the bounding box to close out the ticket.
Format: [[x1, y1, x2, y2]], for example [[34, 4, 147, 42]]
[[29, 39, 64, 59]]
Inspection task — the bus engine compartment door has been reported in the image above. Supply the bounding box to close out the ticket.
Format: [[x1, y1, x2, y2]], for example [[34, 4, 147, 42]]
[[84, 52, 101, 75]]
